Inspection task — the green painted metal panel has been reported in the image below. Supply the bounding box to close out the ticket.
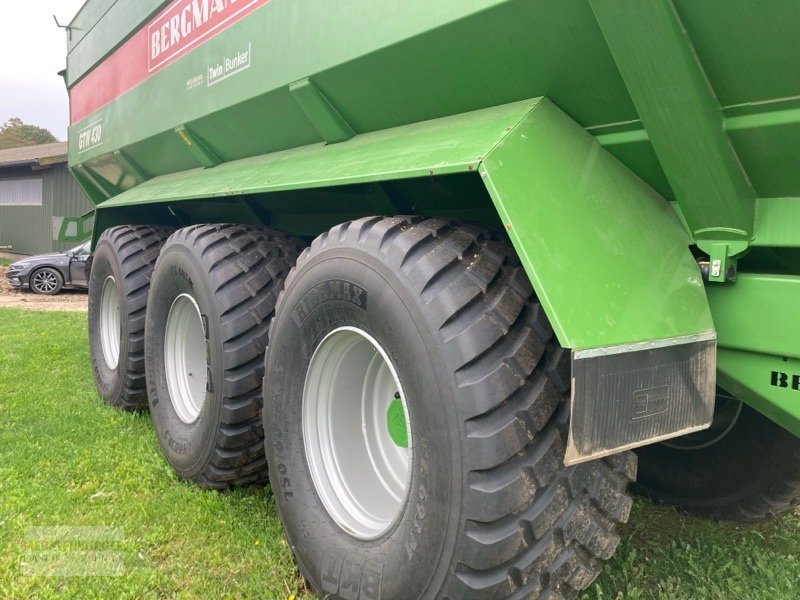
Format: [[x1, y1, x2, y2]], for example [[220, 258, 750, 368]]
[[480, 99, 712, 349], [706, 273, 800, 435], [707, 273, 800, 360], [97, 100, 536, 208], [68, 1, 642, 177], [672, 0, 800, 107], [67, 0, 798, 238], [96, 98, 714, 350], [752, 198, 800, 248], [67, 0, 166, 85], [718, 349, 800, 438]]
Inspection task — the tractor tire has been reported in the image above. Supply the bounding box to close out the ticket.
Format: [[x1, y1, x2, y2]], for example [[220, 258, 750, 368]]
[[88, 225, 174, 411], [636, 400, 800, 521], [145, 224, 304, 489], [263, 216, 636, 600]]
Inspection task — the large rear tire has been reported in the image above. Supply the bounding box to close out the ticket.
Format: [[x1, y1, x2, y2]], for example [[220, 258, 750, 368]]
[[263, 217, 636, 599], [145, 224, 304, 488], [88, 225, 174, 410], [636, 396, 800, 521]]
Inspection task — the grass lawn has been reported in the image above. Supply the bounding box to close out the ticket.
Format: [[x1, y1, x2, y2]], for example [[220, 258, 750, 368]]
[[0, 307, 798, 599], [0, 258, 13, 267]]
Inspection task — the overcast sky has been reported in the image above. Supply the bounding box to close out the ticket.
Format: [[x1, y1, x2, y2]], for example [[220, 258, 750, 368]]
[[0, 1, 86, 140]]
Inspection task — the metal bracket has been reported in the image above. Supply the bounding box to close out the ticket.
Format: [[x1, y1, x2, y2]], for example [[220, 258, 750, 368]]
[[54, 211, 94, 243], [53, 15, 75, 40], [590, 0, 756, 252], [696, 237, 748, 283]]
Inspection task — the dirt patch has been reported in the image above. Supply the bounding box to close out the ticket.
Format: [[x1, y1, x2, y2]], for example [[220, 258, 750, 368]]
[[0, 266, 88, 312]]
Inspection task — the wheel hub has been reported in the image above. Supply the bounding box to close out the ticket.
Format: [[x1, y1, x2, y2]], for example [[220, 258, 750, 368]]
[[99, 276, 121, 369], [302, 327, 412, 540], [164, 294, 208, 424], [33, 270, 58, 293]]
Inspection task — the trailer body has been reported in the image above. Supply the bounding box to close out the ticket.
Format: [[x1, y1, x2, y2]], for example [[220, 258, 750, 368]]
[[65, 0, 800, 452]]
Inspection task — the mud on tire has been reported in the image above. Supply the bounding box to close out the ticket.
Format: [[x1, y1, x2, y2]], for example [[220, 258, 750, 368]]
[[263, 216, 636, 599]]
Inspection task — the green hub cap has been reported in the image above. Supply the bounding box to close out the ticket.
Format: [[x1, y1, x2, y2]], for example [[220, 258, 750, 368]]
[[387, 395, 409, 448]]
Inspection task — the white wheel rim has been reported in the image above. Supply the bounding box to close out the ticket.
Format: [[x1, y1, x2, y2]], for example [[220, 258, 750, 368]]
[[99, 276, 121, 370], [164, 294, 208, 424], [303, 327, 412, 540]]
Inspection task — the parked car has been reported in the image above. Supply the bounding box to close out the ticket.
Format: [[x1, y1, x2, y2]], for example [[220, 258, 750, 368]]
[[5, 241, 92, 295]]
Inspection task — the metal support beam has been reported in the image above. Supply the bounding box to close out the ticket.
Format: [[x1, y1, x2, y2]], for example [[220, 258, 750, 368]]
[[113, 149, 151, 184], [175, 125, 222, 168], [72, 164, 114, 200], [590, 0, 756, 266], [290, 78, 356, 144]]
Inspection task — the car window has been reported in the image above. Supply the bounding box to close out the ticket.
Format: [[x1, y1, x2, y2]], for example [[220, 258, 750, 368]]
[[70, 241, 91, 256]]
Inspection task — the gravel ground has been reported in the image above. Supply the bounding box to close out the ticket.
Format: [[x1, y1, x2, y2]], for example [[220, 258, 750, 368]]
[[0, 266, 88, 312]]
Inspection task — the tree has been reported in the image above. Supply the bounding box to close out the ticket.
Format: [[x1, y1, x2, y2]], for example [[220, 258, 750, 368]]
[[0, 117, 58, 150]]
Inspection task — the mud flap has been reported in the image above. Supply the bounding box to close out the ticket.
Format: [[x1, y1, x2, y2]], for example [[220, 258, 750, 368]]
[[565, 333, 717, 465]]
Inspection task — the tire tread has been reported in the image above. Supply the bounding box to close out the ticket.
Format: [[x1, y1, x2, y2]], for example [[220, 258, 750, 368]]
[[276, 216, 635, 599], [92, 225, 174, 410], [160, 224, 304, 488]]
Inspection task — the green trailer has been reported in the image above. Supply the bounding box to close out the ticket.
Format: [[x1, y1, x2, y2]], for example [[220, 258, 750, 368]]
[[66, 0, 800, 597]]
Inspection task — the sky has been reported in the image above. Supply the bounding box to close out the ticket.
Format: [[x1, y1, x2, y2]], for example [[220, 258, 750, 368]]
[[0, 1, 87, 140]]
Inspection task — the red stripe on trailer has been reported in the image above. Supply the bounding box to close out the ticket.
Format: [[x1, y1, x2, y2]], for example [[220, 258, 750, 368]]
[[70, 0, 268, 125]]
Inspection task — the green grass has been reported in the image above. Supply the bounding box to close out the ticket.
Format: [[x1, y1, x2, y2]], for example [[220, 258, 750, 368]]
[[0, 307, 798, 599], [0, 258, 13, 267], [0, 309, 309, 600]]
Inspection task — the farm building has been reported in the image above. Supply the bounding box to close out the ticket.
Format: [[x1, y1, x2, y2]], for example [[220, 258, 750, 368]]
[[0, 142, 93, 255]]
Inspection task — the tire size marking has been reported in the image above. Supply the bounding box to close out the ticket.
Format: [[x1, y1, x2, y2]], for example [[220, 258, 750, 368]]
[[291, 280, 367, 328], [92, 361, 110, 392], [321, 548, 383, 600], [163, 428, 193, 455], [404, 438, 430, 562], [169, 264, 194, 287], [270, 344, 294, 500]]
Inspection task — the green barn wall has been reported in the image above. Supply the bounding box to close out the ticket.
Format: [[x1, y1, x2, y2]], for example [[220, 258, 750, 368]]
[[0, 163, 93, 255]]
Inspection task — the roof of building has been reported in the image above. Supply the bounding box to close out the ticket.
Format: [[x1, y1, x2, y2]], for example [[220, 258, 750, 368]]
[[0, 142, 68, 169]]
